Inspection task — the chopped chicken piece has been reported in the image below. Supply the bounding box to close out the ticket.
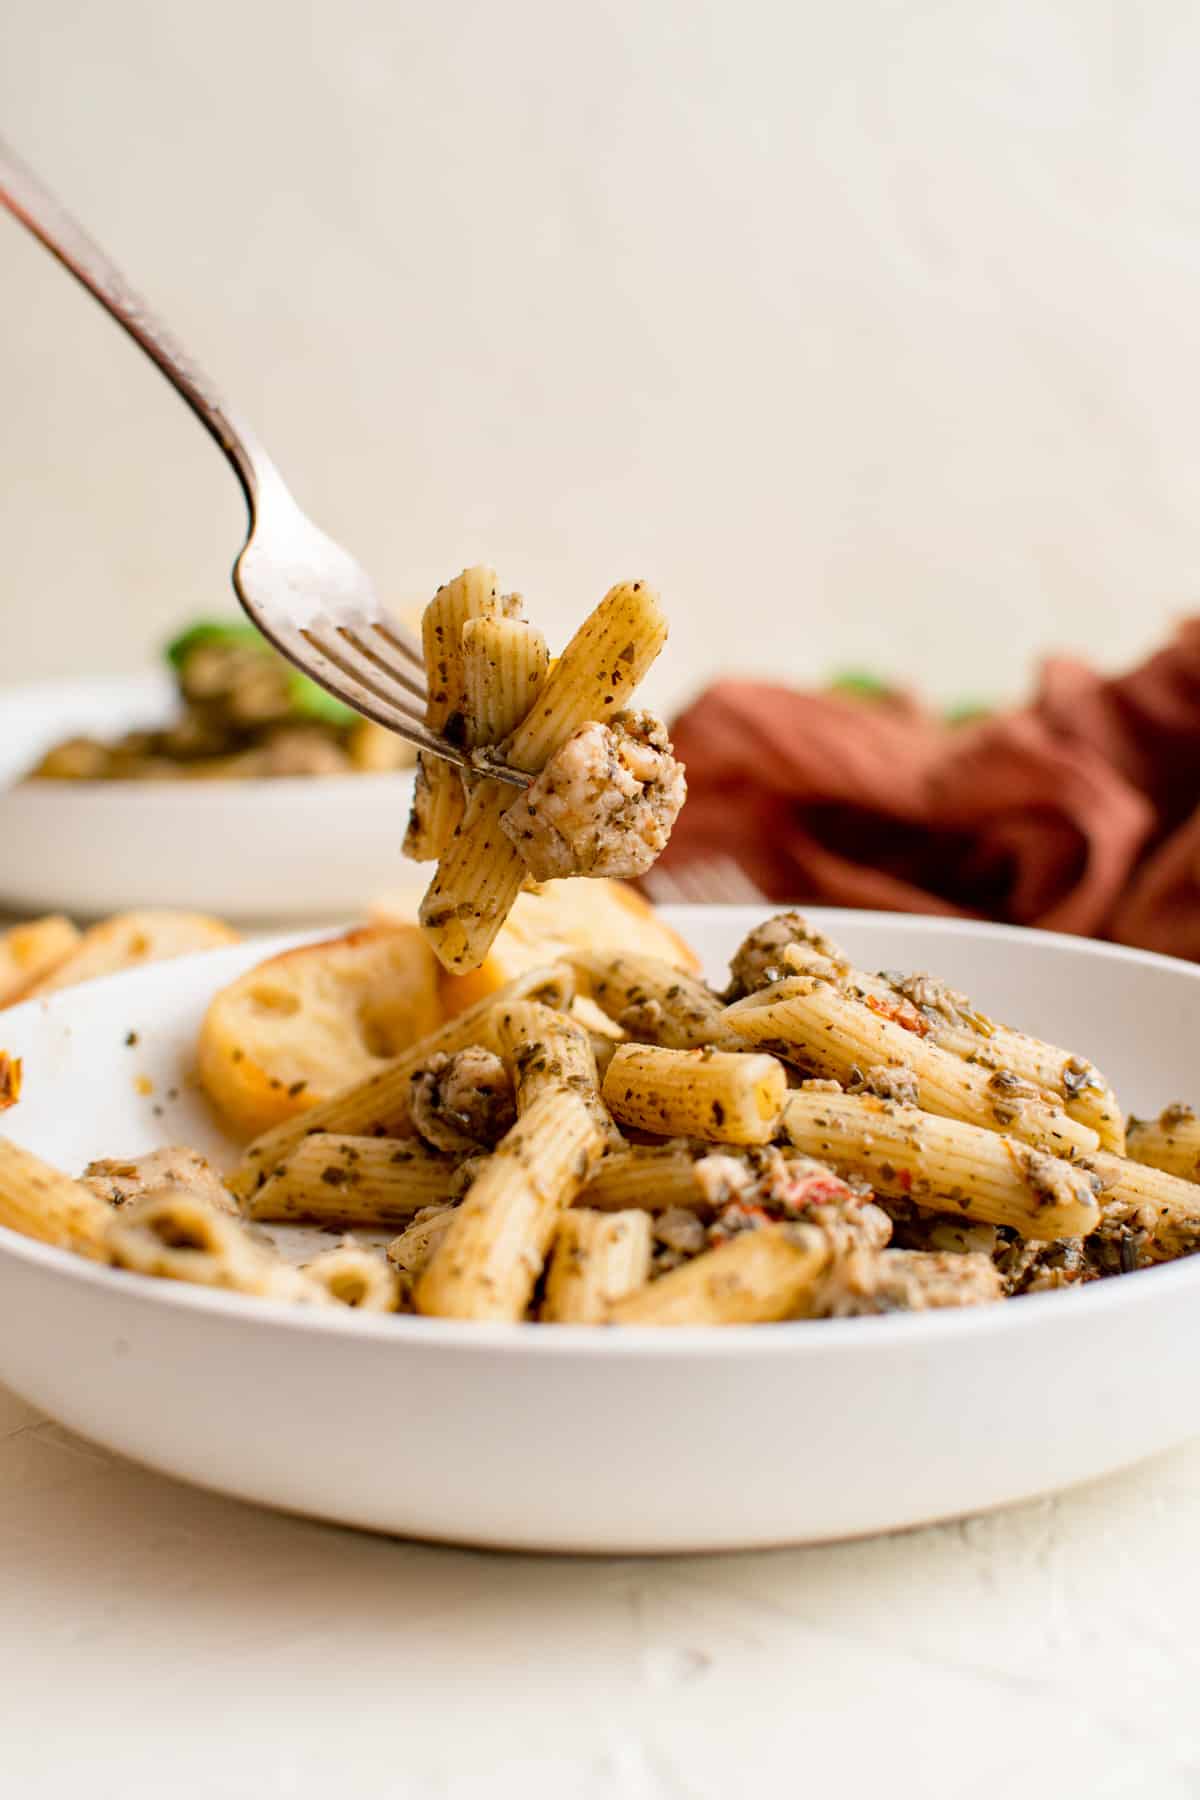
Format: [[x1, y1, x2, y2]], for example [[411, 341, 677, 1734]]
[[500, 711, 686, 882], [725, 911, 843, 1000], [816, 1248, 1003, 1315], [848, 1064, 921, 1106], [81, 1146, 237, 1215], [409, 1047, 516, 1156]]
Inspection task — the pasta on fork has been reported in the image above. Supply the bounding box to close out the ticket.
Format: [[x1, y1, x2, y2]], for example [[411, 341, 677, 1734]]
[[413, 573, 686, 975]]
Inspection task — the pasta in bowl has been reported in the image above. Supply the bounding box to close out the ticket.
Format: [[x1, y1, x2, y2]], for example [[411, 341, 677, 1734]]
[[0, 908, 1199, 1549], [1, 902, 1198, 1327]]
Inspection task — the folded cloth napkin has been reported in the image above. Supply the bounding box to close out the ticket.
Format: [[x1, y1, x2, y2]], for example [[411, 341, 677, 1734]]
[[659, 618, 1200, 959]]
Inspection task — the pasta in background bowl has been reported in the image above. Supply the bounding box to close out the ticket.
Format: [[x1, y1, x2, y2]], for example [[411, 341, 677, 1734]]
[[0, 907, 1198, 1550]]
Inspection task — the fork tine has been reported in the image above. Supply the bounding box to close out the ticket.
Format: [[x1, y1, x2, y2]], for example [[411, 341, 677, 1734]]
[[372, 615, 427, 676], [260, 617, 465, 764], [301, 624, 437, 729], [338, 624, 428, 701]]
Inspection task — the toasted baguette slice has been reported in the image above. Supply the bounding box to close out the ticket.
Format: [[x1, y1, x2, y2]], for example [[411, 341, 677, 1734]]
[[0, 916, 82, 1007], [371, 878, 700, 1018], [198, 924, 442, 1140], [15, 910, 239, 1002]]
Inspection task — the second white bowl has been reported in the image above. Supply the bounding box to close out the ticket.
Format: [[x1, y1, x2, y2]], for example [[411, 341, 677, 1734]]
[[0, 675, 416, 920]]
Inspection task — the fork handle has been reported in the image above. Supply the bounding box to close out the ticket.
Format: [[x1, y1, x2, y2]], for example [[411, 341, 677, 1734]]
[[0, 136, 265, 515]]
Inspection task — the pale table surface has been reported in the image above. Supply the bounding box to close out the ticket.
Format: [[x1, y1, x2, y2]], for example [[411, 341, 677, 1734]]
[[3, 1371, 1199, 1800]]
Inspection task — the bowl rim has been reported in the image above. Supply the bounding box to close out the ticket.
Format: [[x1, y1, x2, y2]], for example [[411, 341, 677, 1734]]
[[2, 906, 1198, 1358]]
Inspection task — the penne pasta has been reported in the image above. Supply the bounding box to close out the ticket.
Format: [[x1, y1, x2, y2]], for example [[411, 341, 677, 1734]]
[[420, 580, 669, 974], [610, 1220, 828, 1325], [461, 616, 549, 747], [228, 963, 574, 1200], [725, 976, 1098, 1159], [572, 951, 736, 1049], [243, 1135, 457, 1226], [386, 1205, 458, 1280], [1125, 1106, 1200, 1185], [781, 942, 1125, 1152], [495, 997, 617, 1141], [540, 1207, 653, 1322], [0, 1137, 114, 1260], [1084, 1149, 1200, 1262], [601, 1043, 787, 1146], [579, 1144, 711, 1214], [416, 1088, 606, 1320], [783, 1088, 1100, 1239], [404, 567, 507, 862], [301, 1243, 402, 1312], [106, 1189, 326, 1302]]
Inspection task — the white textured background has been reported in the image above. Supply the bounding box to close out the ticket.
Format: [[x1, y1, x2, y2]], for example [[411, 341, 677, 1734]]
[[4, 1, 1200, 718]]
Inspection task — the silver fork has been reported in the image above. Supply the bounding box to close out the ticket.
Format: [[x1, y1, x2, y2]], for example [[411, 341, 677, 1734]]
[[0, 137, 526, 786]]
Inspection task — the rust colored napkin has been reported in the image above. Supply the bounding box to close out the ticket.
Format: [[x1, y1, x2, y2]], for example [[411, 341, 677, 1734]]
[[660, 619, 1200, 958]]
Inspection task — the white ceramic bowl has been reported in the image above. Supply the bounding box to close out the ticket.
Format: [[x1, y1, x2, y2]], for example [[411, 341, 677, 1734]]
[[0, 675, 415, 920], [0, 906, 1198, 1553]]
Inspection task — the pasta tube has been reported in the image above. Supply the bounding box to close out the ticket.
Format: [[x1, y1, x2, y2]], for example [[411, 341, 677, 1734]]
[[495, 998, 618, 1141], [301, 1243, 401, 1311], [386, 1205, 457, 1279], [572, 952, 736, 1049], [243, 1135, 457, 1227], [420, 581, 668, 974], [725, 977, 1098, 1159], [580, 1145, 710, 1213], [782, 943, 1124, 1152], [1085, 1149, 1200, 1262], [601, 1044, 787, 1145], [461, 616, 549, 746], [540, 1207, 652, 1322], [228, 963, 574, 1199], [405, 566, 506, 862], [0, 1138, 114, 1260], [610, 1221, 827, 1325], [1125, 1106, 1200, 1184], [106, 1190, 326, 1302], [416, 1088, 606, 1320], [783, 1089, 1100, 1239]]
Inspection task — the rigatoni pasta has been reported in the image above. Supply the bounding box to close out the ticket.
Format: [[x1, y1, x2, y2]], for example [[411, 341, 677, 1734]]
[[495, 998, 617, 1142], [1125, 1105, 1200, 1184], [780, 939, 1125, 1152], [541, 1208, 652, 1322], [724, 975, 1097, 1159], [0, 1138, 114, 1260], [404, 566, 507, 863], [601, 1043, 788, 1145], [244, 1135, 457, 1227], [415, 1088, 606, 1320], [6, 900, 1200, 1328], [301, 1242, 401, 1312], [572, 951, 736, 1049], [419, 580, 671, 975], [611, 1222, 829, 1326], [461, 616, 549, 747], [228, 963, 574, 1200], [783, 1088, 1100, 1240]]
